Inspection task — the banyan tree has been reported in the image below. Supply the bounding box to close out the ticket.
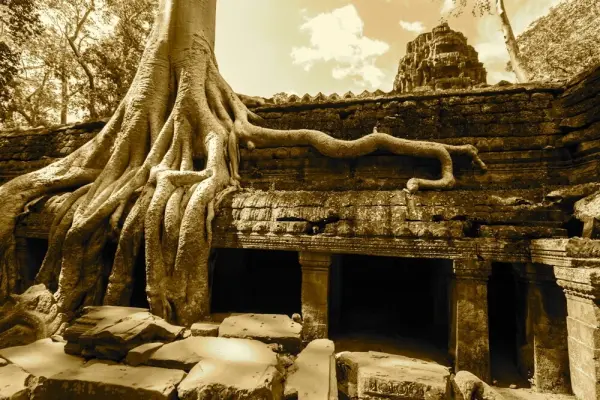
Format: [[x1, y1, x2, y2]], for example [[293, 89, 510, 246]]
[[0, 0, 486, 328]]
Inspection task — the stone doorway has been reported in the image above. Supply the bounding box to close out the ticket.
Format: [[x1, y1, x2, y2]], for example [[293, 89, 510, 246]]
[[18, 238, 48, 291], [210, 248, 301, 316], [330, 255, 452, 364], [488, 263, 529, 388]]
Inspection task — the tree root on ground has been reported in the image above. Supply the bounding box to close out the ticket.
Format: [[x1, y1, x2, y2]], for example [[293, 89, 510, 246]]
[[0, 33, 486, 327]]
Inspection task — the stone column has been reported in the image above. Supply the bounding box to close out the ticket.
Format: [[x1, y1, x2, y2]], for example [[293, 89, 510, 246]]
[[452, 259, 492, 383], [555, 266, 600, 400], [523, 263, 571, 393], [299, 252, 332, 341]]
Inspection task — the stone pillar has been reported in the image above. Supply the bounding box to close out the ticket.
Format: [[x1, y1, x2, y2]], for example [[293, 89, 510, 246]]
[[555, 267, 600, 400], [523, 263, 571, 393], [452, 259, 492, 383], [299, 252, 332, 341]]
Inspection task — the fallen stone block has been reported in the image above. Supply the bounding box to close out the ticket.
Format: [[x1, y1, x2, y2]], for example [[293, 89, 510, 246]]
[[63, 306, 185, 360], [178, 358, 284, 400], [190, 322, 220, 337], [146, 336, 279, 371], [125, 342, 164, 367], [453, 371, 504, 400], [0, 339, 84, 378], [285, 339, 337, 400], [336, 351, 451, 400], [219, 314, 302, 353], [0, 363, 31, 400], [32, 360, 186, 400]]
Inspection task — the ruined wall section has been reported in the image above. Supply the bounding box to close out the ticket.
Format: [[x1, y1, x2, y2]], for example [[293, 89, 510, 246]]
[[0, 121, 105, 185], [555, 66, 600, 185]]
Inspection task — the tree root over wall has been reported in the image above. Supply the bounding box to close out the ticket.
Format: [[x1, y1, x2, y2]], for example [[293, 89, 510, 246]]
[[0, 5, 486, 328]]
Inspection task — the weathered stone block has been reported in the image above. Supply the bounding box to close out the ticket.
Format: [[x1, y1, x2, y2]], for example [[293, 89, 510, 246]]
[[177, 358, 284, 400], [284, 339, 337, 400], [219, 314, 302, 354], [337, 352, 450, 400], [190, 322, 220, 337], [32, 361, 185, 400], [146, 336, 278, 371], [125, 342, 164, 367]]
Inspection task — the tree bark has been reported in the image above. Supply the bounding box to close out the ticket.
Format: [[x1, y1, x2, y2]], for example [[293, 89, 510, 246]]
[[0, 0, 486, 328], [496, 0, 530, 83]]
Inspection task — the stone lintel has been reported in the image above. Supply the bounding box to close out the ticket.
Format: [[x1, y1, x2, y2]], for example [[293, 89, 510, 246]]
[[299, 252, 332, 342]]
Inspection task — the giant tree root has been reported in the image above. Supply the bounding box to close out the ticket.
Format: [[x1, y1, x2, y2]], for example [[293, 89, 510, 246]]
[[0, 24, 486, 327]]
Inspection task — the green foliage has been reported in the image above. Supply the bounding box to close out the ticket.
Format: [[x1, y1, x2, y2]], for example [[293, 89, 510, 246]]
[[0, 0, 156, 128]]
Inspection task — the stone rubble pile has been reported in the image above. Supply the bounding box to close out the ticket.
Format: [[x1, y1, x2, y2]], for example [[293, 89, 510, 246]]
[[0, 306, 506, 400]]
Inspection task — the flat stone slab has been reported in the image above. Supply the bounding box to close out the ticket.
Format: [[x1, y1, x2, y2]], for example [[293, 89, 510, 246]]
[[178, 358, 283, 400], [0, 339, 84, 378], [219, 314, 302, 353], [32, 360, 186, 400], [64, 306, 184, 360], [190, 322, 220, 337], [337, 351, 451, 400], [285, 339, 337, 400], [146, 336, 279, 371], [0, 364, 31, 400]]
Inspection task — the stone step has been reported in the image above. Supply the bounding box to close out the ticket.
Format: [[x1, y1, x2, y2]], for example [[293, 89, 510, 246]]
[[218, 314, 302, 354], [336, 351, 451, 400]]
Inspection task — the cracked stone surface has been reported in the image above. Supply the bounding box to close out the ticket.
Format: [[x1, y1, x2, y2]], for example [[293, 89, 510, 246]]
[[63, 306, 185, 360]]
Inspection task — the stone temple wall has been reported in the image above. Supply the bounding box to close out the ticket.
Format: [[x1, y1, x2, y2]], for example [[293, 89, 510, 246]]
[[3, 66, 598, 264], [2, 65, 600, 400]]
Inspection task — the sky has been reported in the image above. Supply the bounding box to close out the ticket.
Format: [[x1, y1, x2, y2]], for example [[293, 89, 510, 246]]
[[214, 0, 564, 98]]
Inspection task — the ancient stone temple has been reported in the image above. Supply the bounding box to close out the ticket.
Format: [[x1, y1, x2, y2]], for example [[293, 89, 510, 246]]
[[2, 63, 600, 399], [393, 22, 487, 93]]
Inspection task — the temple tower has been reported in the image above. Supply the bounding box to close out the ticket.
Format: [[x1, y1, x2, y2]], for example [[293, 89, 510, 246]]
[[394, 22, 487, 93]]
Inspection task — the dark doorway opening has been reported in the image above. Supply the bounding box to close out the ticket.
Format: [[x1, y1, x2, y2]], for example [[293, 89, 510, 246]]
[[488, 263, 529, 387], [330, 255, 451, 364], [21, 238, 48, 290], [129, 242, 149, 308], [210, 249, 301, 316]]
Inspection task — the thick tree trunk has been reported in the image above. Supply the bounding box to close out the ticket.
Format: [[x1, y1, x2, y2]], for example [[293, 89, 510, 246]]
[[496, 0, 530, 83], [0, 0, 486, 330], [60, 62, 68, 125]]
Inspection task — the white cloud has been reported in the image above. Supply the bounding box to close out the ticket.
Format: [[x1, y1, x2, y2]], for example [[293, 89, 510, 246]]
[[290, 5, 390, 88], [440, 0, 456, 14], [399, 20, 426, 34]]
